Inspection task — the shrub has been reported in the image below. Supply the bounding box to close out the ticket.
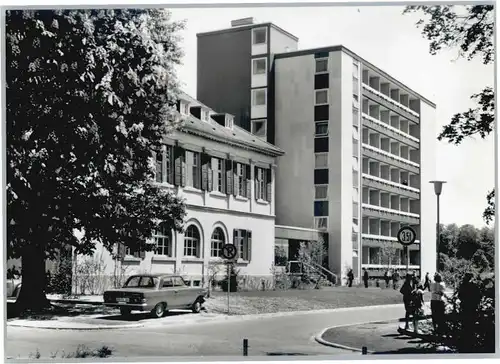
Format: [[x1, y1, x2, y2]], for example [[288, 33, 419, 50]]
[[220, 263, 239, 292], [274, 245, 288, 266]]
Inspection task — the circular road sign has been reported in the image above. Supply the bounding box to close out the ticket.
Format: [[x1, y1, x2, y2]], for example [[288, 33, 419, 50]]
[[397, 226, 417, 246], [221, 244, 237, 260]]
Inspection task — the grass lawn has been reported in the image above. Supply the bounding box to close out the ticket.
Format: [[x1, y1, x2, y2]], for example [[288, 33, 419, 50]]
[[204, 286, 411, 315]]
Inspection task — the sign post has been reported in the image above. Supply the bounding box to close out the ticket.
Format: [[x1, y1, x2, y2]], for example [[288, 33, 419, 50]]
[[221, 243, 237, 315], [397, 226, 417, 275]]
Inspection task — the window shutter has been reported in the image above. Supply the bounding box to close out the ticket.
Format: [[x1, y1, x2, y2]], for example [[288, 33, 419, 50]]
[[201, 154, 209, 191], [161, 147, 167, 183], [266, 168, 272, 202], [233, 229, 239, 257], [254, 166, 259, 201], [226, 160, 233, 195], [174, 147, 182, 186], [246, 164, 251, 198], [208, 158, 213, 192], [152, 151, 157, 181], [247, 231, 252, 262], [233, 161, 238, 196], [181, 153, 186, 187]]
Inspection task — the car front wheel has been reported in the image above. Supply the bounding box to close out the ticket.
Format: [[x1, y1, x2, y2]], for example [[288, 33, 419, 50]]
[[152, 303, 166, 318], [192, 300, 202, 314]]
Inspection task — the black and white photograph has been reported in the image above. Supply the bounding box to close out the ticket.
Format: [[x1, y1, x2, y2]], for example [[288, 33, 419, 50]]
[[2, 0, 498, 360]]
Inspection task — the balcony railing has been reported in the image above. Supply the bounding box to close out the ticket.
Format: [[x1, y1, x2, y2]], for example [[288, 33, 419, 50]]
[[362, 144, 420, 174], [361, 233, 420, 244], [362, 174, 420, 199], [362, 83, 420, 117], [362, 113, 419, 147], [362, 203, 420, 224]]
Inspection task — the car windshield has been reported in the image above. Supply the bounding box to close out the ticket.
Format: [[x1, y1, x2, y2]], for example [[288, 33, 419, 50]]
[[124, 276, 158, 288]]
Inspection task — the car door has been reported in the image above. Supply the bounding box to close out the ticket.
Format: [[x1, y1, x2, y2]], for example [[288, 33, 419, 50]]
[[172, 276, 192, 307]]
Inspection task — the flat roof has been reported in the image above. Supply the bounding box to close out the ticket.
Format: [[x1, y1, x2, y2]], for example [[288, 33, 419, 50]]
[[197, 22, 299, 42], [274, 45, 436, 107]]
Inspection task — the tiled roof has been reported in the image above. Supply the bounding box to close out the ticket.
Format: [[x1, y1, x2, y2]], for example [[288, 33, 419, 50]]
[[174, 91, 284, 157]]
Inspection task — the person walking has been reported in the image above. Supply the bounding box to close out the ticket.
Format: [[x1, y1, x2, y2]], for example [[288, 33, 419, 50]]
[[423, 272, 431, 292], [384, 270, 390, 288], [392, 270, 400, 290], [410, 278, 425, 334], [430, 272, 446, 336], [400, 274, 414, 331], [347, 269, 354, 288], [363, 268, 369, 288]]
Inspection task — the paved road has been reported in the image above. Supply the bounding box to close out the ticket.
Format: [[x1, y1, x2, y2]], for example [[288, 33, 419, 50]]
[[6, 304, 406, 359]]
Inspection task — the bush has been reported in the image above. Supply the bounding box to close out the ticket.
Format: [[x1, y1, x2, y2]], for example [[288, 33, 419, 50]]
[[47, 257, 73, 295], [274, 245, 288, 266]]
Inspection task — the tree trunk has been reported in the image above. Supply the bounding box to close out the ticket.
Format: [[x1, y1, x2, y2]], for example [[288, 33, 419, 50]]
[[16, 244, 51, 312]]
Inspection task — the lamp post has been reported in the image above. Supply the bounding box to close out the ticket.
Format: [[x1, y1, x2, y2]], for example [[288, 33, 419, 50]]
[[429, 180, 446, 273]]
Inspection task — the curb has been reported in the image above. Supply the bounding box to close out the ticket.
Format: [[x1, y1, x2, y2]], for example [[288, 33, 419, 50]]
[[7, 321, 144, 330]]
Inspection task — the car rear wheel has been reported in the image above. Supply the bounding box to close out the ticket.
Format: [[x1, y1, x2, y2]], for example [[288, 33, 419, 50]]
[[192, 300, 202, 314], [120, 307, 131, 317], [152, 303, 166, 318]]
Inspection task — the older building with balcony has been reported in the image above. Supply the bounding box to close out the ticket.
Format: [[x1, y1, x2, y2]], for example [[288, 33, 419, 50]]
[[74, 92, 284, 292], [196, 18, 437, 285]]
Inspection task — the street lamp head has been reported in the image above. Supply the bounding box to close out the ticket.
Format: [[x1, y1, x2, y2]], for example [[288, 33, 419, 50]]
[[429, 180, 447, 196]]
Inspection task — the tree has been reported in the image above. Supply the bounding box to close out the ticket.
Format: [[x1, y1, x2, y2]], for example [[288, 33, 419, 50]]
[[377, 241, 399, 269], [6, 9, 187, 311], [404, 5, 495, 223]]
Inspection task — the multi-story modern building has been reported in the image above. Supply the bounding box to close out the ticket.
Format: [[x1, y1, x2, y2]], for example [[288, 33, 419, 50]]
[[73, 92, 284, 292], [197, 18, 437, 283]]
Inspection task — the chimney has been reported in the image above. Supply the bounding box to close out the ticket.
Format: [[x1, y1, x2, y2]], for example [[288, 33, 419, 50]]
[[231, 17, 254, 27]]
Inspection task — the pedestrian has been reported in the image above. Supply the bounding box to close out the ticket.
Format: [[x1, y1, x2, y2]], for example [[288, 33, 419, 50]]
[[410, 278, 425, 334], [430, 272, 446, 336], [457, 272, 481, 352], [384, 270, 390, 288], [400, 274, 414, 331], [392, 270, 400, 290], [347, 269, 354, 288], [423, 272, 431, 292], [363, 268, 369, 288]]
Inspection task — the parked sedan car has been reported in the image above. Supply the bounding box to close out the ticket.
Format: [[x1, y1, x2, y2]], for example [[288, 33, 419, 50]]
[[103, 274, 207, 318], [6, 278, 22, 301]]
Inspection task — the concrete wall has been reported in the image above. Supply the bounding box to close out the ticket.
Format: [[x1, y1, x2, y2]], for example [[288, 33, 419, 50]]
[[419, 100, 437, 277], [197, 29, 252, 130], [269, 26, 298, 63], [274, 54, 315, 228]]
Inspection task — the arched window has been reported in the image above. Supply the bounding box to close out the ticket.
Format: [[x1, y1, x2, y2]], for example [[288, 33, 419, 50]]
[[210, 227, 225, 257], [184, 225, 200, 257], [154, 225, 172, 257]]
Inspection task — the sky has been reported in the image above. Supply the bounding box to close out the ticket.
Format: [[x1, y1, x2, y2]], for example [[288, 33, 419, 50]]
[[167, 5, 495, 228]]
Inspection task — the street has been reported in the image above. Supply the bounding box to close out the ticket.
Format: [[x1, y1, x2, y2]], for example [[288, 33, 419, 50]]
[[6, 304, 405, 359]]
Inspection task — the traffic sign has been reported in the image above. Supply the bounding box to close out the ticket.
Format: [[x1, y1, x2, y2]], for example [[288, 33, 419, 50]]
[[221, 243, 237, 260], [397, 226, 417, 246]]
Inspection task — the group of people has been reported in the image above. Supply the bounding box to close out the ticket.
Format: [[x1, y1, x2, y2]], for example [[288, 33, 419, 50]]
[[400, 271, 446, 335], [346, 268, 371, 288]]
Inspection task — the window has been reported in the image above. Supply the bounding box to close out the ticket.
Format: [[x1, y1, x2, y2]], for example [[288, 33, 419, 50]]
[[314, 105, 329, 121], [202, 109, 210, 122], [353, 187, 359, 202], [252, 88, 267, 106], [315, 90, 329, 105], [314, 201, 329, 217], [353, 107, 359, 124], [253, 28, 267, 45], [181, 102, 189, 115], [251, 119, 267, 137], [211, 157, 224, 193], [234, 229, 252, 261], [252, 58, 267, 75], [186, 151, 201, 189], [315, 153, 328, 169], [165, 146, 173, 184], [314, 217, 328, 229], [172, 277, 187, 287], [315, 73, 329, 89], [234, 163, 247, 197], [155, 150, 163, 183], [125, 276, 158, 288], [314, 169, 329, 184], [316, 58, 328, 73], [314, 137, 329, 153], [255, 167, 266, 200], [369, 247, 380, 264], [315, 122, 329, 136], [353, 125, 359, 139], [210, 227, 225, 257], [183, 225, 200, 257], [315, 185, 328, 199], [154, 225, 172, 257], [353, 62, 359, 77], [353, 78, 359, 96]]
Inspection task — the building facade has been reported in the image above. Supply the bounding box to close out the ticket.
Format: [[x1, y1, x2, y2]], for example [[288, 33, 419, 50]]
[[196, 19, 437, 284], [74, 92, 284, 293]]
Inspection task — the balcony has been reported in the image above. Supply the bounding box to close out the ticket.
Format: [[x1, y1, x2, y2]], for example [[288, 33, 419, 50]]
[[362, 144, 419, 174], [362, 84, 419, 124], [361, 233, 420, 246], [362, 203, 420, 225], [362, 174, 419, 199], [362, 113, 419, 149]]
